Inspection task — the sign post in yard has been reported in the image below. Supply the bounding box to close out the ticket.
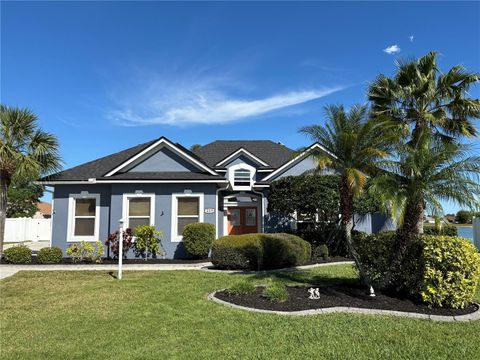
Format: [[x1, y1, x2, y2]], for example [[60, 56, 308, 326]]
[[118, 219, 124, 280]]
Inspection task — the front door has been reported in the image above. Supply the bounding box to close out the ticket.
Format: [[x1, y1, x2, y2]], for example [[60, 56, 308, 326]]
[[227, 207, 258, 235]]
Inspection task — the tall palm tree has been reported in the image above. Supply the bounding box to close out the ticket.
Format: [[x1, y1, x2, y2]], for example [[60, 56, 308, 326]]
[[299, 104, 393, 291], [368, 51, 480, 148], [371, 139, 480, 239], [0, 105, 61, 256]]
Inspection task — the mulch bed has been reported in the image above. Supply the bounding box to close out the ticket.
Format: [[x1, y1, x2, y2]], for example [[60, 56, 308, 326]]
[[215, 285, 478, 316], [0, 257, 210, 265]]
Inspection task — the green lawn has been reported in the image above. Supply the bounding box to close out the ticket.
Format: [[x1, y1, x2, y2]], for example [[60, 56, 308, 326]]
[[1, 265, 479, 360]]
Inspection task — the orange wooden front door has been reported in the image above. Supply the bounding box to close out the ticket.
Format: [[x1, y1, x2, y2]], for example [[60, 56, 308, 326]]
[[227, 207, 258, 235]]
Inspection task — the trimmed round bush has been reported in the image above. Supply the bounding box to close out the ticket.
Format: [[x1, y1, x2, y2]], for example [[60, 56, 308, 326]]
[[4, 245, 32, 264], [419, 235, 480, 308], [211, 234, 263, 270], [37, 247, 63, 264], [312, 244, 329, 261], [183, 223, 215, 258], [261, 233, 311, 269], [211, 233, 311, 270]]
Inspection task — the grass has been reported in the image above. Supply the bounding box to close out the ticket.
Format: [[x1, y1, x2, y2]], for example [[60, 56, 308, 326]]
[[1, 264, 479, 359]]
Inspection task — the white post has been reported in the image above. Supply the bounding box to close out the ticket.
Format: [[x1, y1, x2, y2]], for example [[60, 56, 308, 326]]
[[118, 219, 124, 280]]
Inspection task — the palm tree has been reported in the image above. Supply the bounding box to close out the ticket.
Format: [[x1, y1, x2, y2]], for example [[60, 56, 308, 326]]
[[0, 105, 61, 256], [299, 104, 393, 292], [371, 139, 480, 239], [368, 51, 480, 148]]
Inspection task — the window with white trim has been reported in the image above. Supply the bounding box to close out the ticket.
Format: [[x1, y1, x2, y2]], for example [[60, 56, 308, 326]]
[[234, 169, 251, 187], [123, 194, 155, 231], [68, 194, 100, 241], [172, 194, 204, 241]]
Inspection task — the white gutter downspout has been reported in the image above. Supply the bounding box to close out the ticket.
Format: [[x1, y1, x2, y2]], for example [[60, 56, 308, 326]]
[[215, 183, 230, 239], [251, 188, 265, 233]]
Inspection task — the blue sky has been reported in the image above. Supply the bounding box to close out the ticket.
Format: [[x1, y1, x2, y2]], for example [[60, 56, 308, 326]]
[[2, 1, 479, 213]]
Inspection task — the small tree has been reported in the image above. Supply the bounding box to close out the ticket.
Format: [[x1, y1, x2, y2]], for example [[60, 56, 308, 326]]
[[456, 210, 473, 224], [134, 225, 163, 260], [7, 179, 43, 218]]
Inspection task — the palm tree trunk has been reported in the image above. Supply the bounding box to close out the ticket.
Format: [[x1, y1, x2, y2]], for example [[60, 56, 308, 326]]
[[399, 197, 424, 235], [0, 174, 10, 260], [340, 179, 374, 294]]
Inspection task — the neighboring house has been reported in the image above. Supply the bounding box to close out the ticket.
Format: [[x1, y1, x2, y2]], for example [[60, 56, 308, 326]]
[[39, 137, 394, 258], [424, 216, 436, 224], [33, 202, 52, 219], [445, 214, 456, 223]]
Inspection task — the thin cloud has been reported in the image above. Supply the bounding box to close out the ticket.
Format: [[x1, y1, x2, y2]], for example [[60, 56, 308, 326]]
[[383, 45, 401, 55], [409, 35, 414, 43], [107, 74, 345, 126]]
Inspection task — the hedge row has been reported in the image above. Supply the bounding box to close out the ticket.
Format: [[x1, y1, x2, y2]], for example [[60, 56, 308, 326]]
[[354, 232, 480, 309], [211, 233, 311, 270], [423, 224, 458, 237]]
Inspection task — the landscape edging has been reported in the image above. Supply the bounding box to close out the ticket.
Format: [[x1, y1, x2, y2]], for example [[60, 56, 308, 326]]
[[208, 290, 480, 322]]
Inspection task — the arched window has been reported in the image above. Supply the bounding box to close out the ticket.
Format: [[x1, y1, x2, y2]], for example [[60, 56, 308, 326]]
[[233, 168, 251, 187]]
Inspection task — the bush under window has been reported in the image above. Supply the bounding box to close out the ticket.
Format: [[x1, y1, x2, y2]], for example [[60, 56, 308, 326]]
[[133, 225, 164, 260], [183, 223, 215, 259], [66, 240, 104, 263]]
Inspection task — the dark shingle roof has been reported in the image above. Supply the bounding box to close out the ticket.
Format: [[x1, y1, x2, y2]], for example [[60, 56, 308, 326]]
[[98, 172, 224, 181], [193, 140, 295, 168], [44, 139, 158, 181], [42, 138, 295, 182]]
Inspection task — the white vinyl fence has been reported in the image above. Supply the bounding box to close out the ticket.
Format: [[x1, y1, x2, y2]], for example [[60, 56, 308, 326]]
[[4, 218, 51, 243]]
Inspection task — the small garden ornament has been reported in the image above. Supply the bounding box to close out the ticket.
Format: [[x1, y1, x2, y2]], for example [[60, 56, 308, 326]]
[[308, 287, 320, 299]]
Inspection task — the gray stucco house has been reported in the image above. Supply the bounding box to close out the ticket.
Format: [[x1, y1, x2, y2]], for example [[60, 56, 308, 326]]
[[40, 137, 393, 258]]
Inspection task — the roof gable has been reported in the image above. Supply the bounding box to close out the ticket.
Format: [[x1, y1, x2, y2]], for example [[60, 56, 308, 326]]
[[125, 146, 201, 173], [261, 143, 336, 182], [215, 148, 270, 167], [104, 137, 217, 176], [194, 140, 295, 168]]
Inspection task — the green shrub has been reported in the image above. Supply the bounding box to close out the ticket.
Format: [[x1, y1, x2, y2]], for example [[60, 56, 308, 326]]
[[419, 235, 480, 308], [226, 280, 256, 295], [37, 247, 63, 264], [211, 233, 311, 270], [183, 223, 215, 258], [262, 283, 289, 302], [355, 232, 480, 308], [354, 231, 397, 288], [211, 234, 263, 270], [261, 233, 311, 269], [4, 245, 32, 264], [312, 244, 329, 261], [66, 241, 104, 263], [424, 225, 457, 237], [134, 225, 164, 260]]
